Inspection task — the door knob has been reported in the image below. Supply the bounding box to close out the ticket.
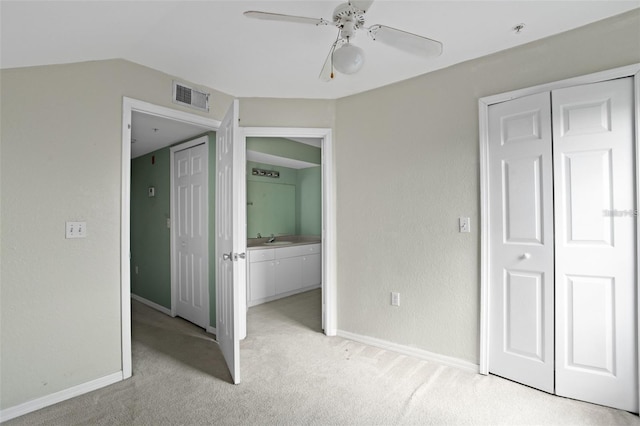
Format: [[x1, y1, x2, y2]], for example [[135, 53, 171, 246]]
[[235, 253, 246, 260], [223, 252, 232, 261], [521, 253, 531, 260]]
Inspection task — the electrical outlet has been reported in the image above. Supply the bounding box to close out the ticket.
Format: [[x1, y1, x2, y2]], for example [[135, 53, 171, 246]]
[[391, 292, 400, 307], [65, 221, 87, 239]]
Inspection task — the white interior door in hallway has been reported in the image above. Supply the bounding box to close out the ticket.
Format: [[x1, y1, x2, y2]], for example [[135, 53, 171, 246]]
[[216, 100, 243, 384], [173, 138, 209, 329], [487, 77, 638, 412]]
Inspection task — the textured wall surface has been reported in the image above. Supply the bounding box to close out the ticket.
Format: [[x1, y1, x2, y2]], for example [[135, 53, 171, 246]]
[[0, 60, 232, 409], [239, 98, 336, 128], [1, 59, 336, 411], [334, 10, 640, 364]]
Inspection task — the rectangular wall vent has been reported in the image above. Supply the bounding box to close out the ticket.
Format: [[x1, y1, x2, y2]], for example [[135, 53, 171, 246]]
[[172, 80, 209, 112]]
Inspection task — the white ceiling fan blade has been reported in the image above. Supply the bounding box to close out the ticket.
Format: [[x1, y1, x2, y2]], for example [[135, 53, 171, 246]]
[[350, 0, 374, 13], [244, 11, 329, 26], [368, 25, 442, 57]]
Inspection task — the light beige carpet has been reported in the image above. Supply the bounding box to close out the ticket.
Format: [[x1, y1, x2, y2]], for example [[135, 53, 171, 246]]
[[5, 289, 639, 425]]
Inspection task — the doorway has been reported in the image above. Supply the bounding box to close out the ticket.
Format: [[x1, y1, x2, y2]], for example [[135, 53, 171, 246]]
[[479, 65, 640, 412], [122, 98, 220, 378], [245, 136, 323, 332], [121, 100, 337, 380], [241, 127, 336, 337]]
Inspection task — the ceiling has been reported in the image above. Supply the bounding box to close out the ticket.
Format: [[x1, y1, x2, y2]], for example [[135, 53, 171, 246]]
[[1, 1, 638, 100], [131, 111, 212, 158], [247, 150, 320, 169], [132, 110, 322, 159]]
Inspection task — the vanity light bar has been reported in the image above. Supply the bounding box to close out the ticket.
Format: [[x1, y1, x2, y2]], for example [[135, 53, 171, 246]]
[[252, 168, 280, 178]]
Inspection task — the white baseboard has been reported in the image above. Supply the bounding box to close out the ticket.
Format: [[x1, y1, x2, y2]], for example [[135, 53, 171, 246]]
[[336, 330, 479, 374], [0, 371, 123, 423], [206, 326, 217, 335], [131, 293, 172, 316]]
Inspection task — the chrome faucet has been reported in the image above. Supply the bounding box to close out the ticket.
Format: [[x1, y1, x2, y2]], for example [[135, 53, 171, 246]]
[[268, 234, 276, 243], [257, 233, 262, 238]]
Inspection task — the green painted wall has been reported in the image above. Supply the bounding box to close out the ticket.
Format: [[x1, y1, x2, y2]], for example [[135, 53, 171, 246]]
[[297, 166, 322, 236], [247, 137, 321, 164], [131, 148, 171, 308], [131, 132, 217, 327]]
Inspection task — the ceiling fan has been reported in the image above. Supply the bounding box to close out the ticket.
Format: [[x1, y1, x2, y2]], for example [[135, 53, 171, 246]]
[[244, 0, 443, 81]]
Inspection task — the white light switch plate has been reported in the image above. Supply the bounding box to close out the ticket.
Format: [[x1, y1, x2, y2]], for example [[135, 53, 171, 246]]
[[66, 221, 87, 239], [391, 292, 400, 307], [459, 217, 470, 233]]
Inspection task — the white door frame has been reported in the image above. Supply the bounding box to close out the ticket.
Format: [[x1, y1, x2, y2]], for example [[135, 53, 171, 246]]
[[170, 136, 210, 326], [242, 127, 337, 336], [478, 64, 640, 403], [121, 97, 220, 378]]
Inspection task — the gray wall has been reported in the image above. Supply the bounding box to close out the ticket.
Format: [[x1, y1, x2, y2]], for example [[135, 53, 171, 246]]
[[334, 10, 640, 364], [0, 60, 233, 409]]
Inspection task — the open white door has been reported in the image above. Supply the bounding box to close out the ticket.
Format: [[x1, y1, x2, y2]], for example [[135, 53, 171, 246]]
[[216, 99, 245, 384]]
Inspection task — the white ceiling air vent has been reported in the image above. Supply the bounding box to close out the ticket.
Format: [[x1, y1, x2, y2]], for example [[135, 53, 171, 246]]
[[172, 80, 209, 112]]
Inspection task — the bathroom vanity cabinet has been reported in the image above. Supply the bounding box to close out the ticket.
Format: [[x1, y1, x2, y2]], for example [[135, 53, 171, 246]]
[[247, 243, 321, 307]]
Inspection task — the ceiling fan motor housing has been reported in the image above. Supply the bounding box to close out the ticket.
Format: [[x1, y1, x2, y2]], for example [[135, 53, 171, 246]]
[[333, 3, 365, 39]]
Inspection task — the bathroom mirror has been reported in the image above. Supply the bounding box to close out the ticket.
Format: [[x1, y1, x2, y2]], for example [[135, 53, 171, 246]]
[[246, 137, 322, 240], [247, 181, 295, 237]]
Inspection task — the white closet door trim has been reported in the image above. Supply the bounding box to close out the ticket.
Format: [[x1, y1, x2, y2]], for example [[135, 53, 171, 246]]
[[478, 63, 640, 376], [635, 68, 640, 413]]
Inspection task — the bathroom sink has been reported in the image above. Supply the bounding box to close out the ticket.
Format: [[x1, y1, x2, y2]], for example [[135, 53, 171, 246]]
[[264, 241, 293, 246]]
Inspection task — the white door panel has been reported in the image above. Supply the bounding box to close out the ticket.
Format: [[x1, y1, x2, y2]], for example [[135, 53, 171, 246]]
[[216, 100, 242, 384], [503, 270, 545, 360], [502, 155, 545, 244], [488, 91, 555, 393], [560, 149, 614, 245], [553, 78, 637, 412], [174, 142, 208, 329]]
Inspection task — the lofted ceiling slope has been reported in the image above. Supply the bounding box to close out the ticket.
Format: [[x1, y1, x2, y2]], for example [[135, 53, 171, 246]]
[[1, 1, 638, 99]]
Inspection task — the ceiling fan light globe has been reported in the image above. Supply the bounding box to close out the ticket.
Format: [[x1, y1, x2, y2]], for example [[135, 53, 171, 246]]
[[333, 44, 365, 75]]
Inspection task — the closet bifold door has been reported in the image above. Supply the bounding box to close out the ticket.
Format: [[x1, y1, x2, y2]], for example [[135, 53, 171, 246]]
[[487, 91, 555, 394], [552, 77, 638, 413]]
